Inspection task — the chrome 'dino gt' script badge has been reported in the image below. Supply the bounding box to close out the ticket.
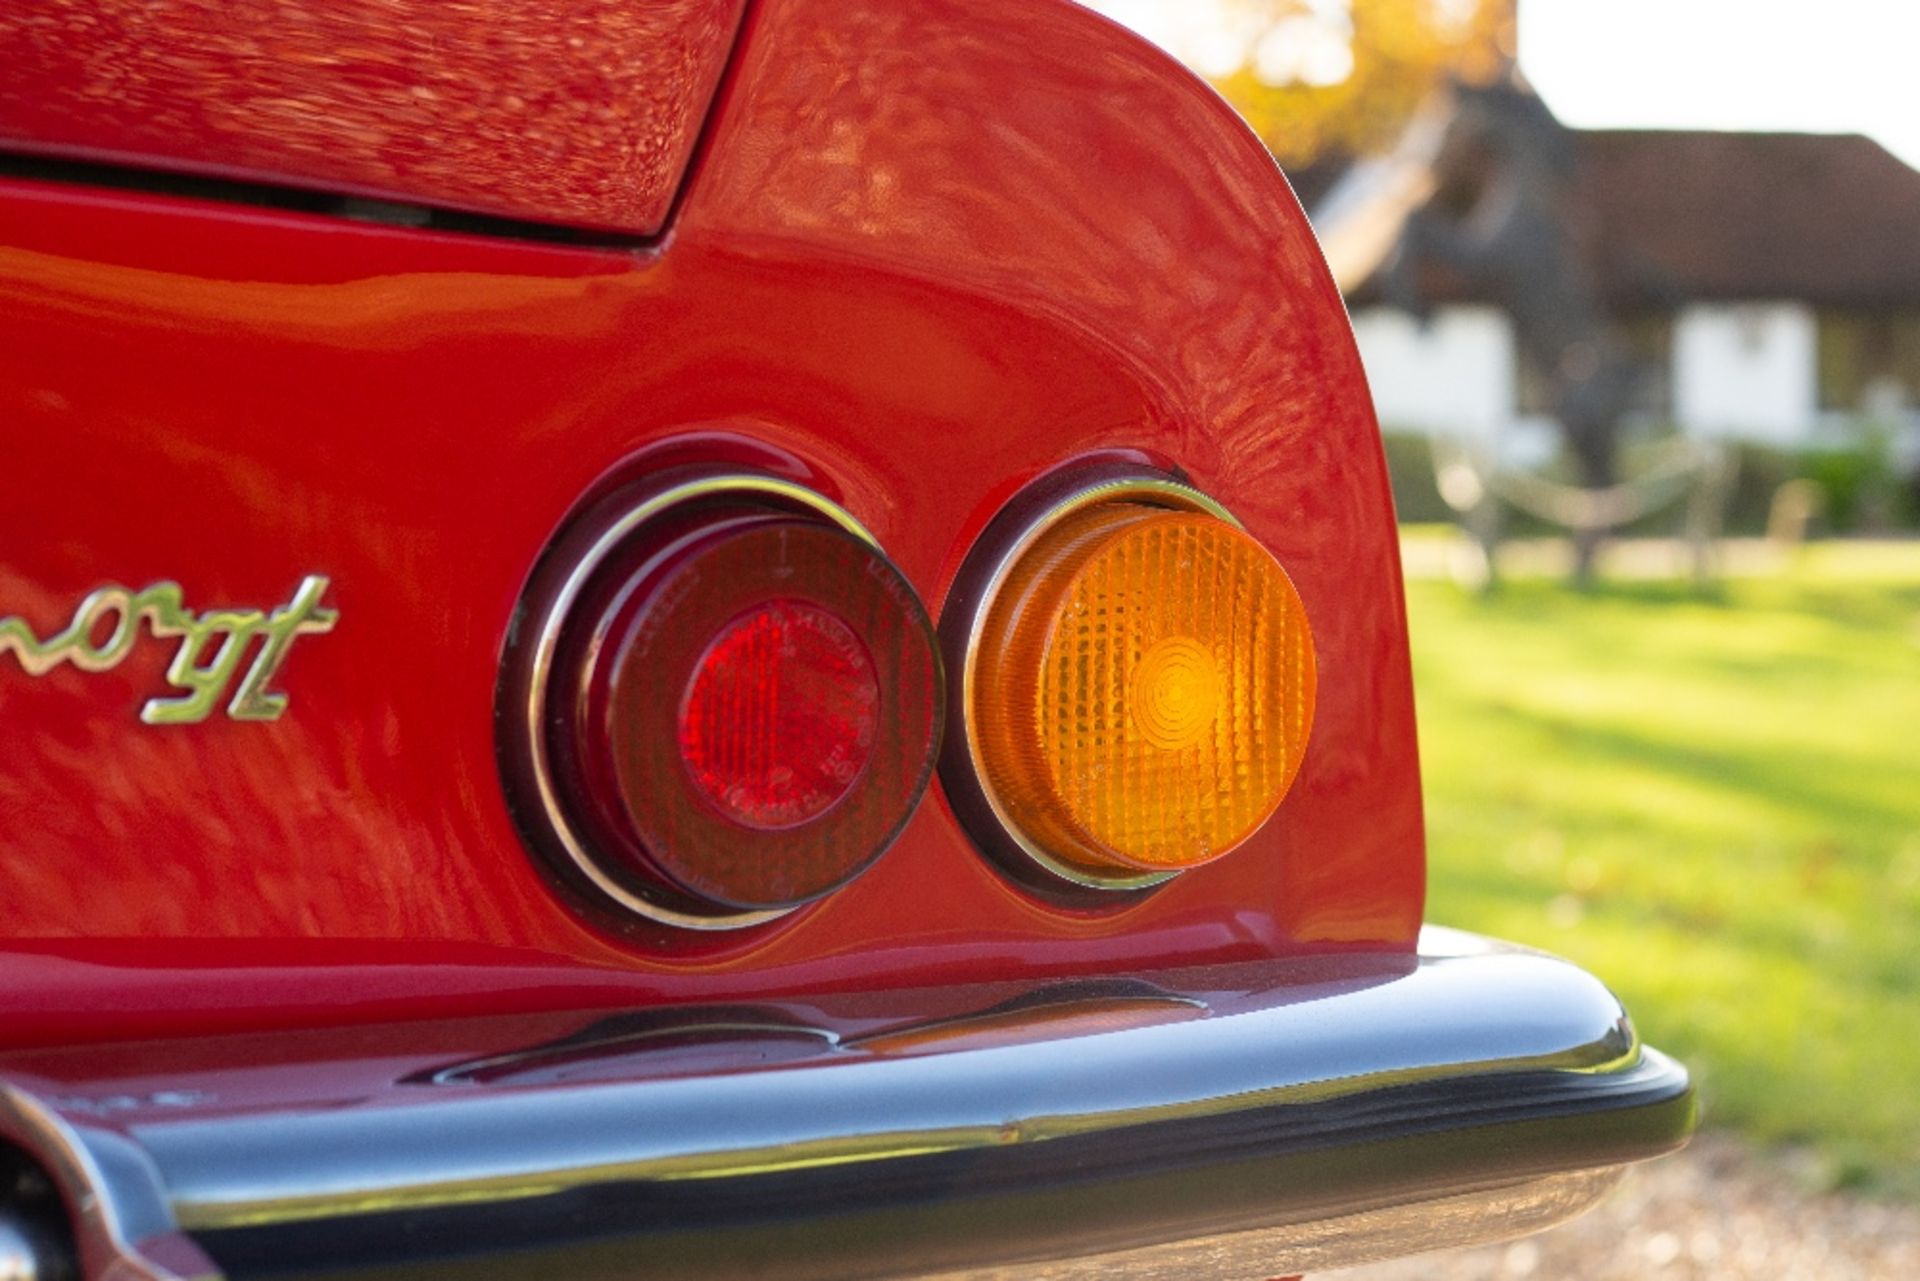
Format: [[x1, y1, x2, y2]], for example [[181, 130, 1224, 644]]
[[0, 576, 338, 723]]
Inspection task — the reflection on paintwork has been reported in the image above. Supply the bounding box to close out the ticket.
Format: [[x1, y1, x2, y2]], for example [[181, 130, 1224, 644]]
[[401, 978, 1211, 1086], [689, 0, 1422, 943], [846, 980, 1206, 1056], [0, 0, 1418, 1043], [0, 0, 745, 234]]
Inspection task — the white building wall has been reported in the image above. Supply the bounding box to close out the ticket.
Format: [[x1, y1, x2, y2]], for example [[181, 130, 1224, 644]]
[[1349, 305, 1515, 438], [1672, 303, 1818, 443]]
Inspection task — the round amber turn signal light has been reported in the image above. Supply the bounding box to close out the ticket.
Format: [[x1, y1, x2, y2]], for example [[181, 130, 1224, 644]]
[[969, 497, 1314, 879]]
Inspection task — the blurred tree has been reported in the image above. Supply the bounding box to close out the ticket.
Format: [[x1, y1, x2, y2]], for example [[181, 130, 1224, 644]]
[[1209, 0, 1517, 167]]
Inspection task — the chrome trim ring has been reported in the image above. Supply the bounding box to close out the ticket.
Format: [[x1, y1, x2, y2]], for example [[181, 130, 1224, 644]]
[[946, 471, 1243, 893], [516, 474, 878, 932]]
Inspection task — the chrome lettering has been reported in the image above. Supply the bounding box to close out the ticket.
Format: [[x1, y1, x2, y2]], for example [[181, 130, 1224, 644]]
[[0, 576, 339, 723]]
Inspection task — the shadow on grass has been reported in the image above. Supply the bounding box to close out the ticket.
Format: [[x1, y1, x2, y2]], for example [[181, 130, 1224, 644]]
[[1466, 700, 1914, 840], [1431, 701, 1917, 1000], [1448, 574, 1920, 629]]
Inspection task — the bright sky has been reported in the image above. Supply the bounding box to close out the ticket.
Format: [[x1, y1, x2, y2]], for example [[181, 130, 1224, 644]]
[[1522, 0, 1920, 170], [1087, 0, 1920, 171]]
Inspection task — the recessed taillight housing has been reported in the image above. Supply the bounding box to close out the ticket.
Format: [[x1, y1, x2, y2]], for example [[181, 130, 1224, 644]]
[[941, 471, 1315, 892], [502, 475, 942, 930]]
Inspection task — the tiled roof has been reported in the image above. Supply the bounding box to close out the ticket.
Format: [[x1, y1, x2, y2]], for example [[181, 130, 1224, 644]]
[[1318, 127, 1920, 308], [1575, 130, 1920, 307]]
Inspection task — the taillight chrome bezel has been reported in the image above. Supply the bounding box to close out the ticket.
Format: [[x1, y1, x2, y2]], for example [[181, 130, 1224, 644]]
[[506, 473, 891, 932], [939, 467, 1246, 895]]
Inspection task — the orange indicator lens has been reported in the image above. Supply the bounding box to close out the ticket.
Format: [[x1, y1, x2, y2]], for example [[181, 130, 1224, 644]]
[[971, 502, 1314, 875]]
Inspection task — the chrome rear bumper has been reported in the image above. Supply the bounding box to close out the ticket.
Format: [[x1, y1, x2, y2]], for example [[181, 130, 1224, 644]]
[[0, 928, 1692, 1280]]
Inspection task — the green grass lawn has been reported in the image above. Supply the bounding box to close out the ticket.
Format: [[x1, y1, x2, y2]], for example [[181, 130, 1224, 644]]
[[1406, 541, 1920, 1195]]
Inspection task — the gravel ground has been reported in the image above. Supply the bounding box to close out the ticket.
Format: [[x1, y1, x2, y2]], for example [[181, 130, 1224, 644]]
[[1327, 1133, 1920, 1281]]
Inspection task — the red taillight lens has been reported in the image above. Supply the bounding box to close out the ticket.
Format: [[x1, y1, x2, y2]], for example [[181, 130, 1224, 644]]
[[510, 480, 942, 927], [678, 600, 880, 832]]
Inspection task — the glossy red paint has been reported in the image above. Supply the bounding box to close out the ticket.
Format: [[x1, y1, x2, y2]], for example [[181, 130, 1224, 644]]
[[0, 0, 746, 235], [0, 0, 1422, 1048], [0, 955, 1416, 1112]]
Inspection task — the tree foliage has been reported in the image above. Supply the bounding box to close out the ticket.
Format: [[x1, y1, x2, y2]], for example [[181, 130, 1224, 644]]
[[1209, 0, 1517, 167]]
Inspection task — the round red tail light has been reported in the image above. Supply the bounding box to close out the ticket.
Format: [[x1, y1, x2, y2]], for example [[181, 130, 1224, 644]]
[[503, 477, 942, 929], [678, 600, 880, 832]]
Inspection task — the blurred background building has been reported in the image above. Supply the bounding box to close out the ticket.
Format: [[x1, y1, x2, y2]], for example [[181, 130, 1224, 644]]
[[1091, 0, 1920, 555], [1332, 128, 1920, 462]]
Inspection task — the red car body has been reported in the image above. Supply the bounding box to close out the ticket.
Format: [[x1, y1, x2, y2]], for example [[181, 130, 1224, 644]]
[[0, 3, 1689, 1278]]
